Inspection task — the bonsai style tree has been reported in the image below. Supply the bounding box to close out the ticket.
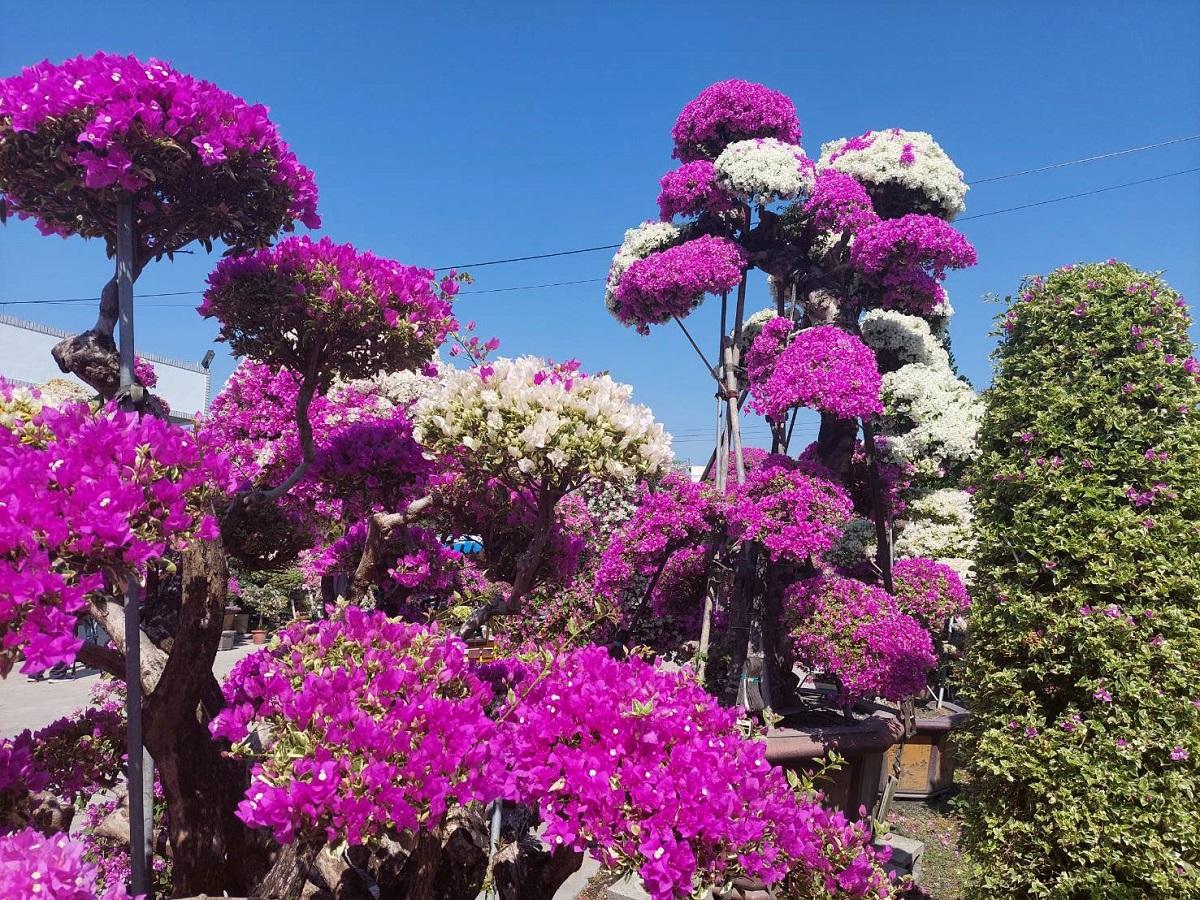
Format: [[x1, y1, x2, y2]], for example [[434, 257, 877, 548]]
[[961, 262, 1200, 896], [600, 80, 977, 712], [0, 52, 320, 398]]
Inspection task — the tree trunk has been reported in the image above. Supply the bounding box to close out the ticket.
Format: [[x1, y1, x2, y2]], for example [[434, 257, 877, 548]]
[[493, 841, 584, 900]]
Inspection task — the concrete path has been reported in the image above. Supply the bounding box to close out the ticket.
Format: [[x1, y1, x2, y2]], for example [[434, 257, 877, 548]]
[[0, 641, 258, 737]]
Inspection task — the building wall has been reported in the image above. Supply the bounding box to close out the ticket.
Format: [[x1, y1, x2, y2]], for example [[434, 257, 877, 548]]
[[0, 314, 211, 421]]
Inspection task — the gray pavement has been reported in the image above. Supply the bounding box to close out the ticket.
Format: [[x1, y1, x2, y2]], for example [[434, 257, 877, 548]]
[[0, 641, 257, 736]]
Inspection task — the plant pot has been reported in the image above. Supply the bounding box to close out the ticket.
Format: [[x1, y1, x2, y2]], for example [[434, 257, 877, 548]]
[[764, 694, 904, 813], [250, 628, 269, 645], [218, 630, 237, 652], [233, 613, 250, 634], [881, 701, 970, 799], [222, 607, 239, 632]]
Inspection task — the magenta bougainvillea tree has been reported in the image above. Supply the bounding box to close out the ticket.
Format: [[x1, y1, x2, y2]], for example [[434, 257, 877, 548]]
[[601, 77, 977, 717]]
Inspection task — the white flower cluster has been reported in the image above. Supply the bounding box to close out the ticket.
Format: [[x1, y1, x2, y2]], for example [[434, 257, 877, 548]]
[[604, 221, 683, 319], [714, 138, 815, 204], [881, 363, 982, 479], [413, 356, 674, 486], [343, 365, 441, 409], [895, 488, 976, 566], [860, 310, 950, 368], [819, 129, 967, 220]]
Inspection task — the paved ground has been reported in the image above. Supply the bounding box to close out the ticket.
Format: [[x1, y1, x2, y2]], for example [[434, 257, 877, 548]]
[[0, 641, 258, 737]]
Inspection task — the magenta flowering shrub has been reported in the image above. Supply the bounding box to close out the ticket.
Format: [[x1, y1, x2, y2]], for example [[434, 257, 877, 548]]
[[671, 79, 801, 163], [0, 382, 227, 674], [594, 474, 723, 617], [746, 319, 884, 421], [803, 169, 880, 234], [613, 235, 746, 334], [9, 707, 125, 806], [725, 456, 853, 564], [891, 557, 970, 627], [784, 575, 936, 701], [0, 52, 318, 248], [200, 236, 458, 385], [0, 829, 130, 900], [495, 646, 893, 899], [851, 214, 977, 315], [212, 609, 498, 846], [657, 160, 737, 221], [133, 355, 158, 388], [313, 407, 434, 513]]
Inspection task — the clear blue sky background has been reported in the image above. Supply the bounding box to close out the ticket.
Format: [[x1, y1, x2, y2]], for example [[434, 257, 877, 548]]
[[2, 2, 1198, 462]]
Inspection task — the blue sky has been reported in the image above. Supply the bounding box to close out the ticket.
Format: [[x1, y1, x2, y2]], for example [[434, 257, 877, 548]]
[[2, 2, 1198, 462]]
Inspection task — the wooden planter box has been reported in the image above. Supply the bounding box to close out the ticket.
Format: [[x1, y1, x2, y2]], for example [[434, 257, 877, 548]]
[[764, 698, 904, 813], [882, 701, 969, 800]]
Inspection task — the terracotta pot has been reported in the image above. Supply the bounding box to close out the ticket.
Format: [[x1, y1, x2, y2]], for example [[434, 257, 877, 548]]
[[250, 628, 269, 645], [882, 701, 970, 799], [764, 697, 904, 813]]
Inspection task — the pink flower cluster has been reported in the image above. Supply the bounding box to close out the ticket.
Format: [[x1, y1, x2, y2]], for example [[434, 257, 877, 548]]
[[891, 557, 971, 627], [594, 474, 723, 617], [802, 169, 880, 234], [851, 214, 977, 314], [0, 52, 318, 239], [0, 829, 130, 900], [613, 235, 746, 334], [1, 382, 227, 674], [726, 456, 853, 564], [671, 79, 801, 162], [133, 355, 158, 388], [313, 407, 434, 512], [211, 610, 498, 846], [3, 706, 125, 807], [656, 160, 737, 220], [746, 319, 884, 421], [200, 236, 458, 383], [494, 646, 893, 900], [785, 575, 936, 701]]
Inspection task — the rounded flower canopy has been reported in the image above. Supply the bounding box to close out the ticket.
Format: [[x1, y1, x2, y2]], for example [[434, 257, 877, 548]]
[[671, 79, 801, 163], [656, 160, 736, 221], [819, 128, 967, 221], [714, 138, 814, 204], [0, 52, 319, 249], [413, 356, 673, 487], [612, 234, 746, 334], [200, 236, 457, 386], [604, 220, 684, 318]]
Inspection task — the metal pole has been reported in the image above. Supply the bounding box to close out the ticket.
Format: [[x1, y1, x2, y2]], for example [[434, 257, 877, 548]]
[[117, 196, 151, 898]]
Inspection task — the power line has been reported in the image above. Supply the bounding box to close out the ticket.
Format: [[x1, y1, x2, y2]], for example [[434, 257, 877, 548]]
[[5, 155, 1200, 310], [968, 134, 1200, 185], [956, 167, 1200, 221]]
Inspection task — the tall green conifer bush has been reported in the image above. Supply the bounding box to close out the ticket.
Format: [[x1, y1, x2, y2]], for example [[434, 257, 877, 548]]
[[962, 261, 1200, 897]]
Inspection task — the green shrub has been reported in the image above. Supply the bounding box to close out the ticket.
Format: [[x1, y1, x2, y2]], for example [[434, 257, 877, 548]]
[[961, 261, 1200, 897]]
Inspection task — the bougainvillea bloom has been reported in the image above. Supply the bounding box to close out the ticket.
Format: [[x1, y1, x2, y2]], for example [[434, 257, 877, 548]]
[[713, 138, 814, 204], [851, 214, 977, 314], [613, 235, 746, 333], [784, 575, 936, 701], [819, 128, 967, 220], [671, 79, 801, 163], [0, 828, 131, 899], [200, 236, 457, 385], [802, 169, 880, 234], [745, 319, 884, 420], [212, 610, 499, 846], [0, 381, 226, 675], [891, 557, 971, 626], [656, 160, 737, 220], [725, 456, 854, 564], [494, 646, 893, 900], [0, 52, 318, 246]]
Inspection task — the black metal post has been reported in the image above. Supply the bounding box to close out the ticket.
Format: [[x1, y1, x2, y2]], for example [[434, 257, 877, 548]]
[[117, 195, 152, 898]]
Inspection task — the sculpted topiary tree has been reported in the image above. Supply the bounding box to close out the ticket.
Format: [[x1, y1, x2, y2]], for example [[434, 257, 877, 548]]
[[962, 261, 1200, 896]]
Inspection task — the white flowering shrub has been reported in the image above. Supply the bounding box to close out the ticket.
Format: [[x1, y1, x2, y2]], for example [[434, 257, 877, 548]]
[[714, 138, 814, 204], [344, 366, 441, 409], [894, 488, 976, 566], [819, 129, 967, 220], [604, 221, 684, 318], [413, 356, 674, 485], [860, 310, 950, 369], [880, 363, 982, 479]]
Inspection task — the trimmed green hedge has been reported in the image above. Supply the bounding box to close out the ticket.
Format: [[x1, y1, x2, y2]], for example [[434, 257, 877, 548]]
[[961, 261, 1200, 897]]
